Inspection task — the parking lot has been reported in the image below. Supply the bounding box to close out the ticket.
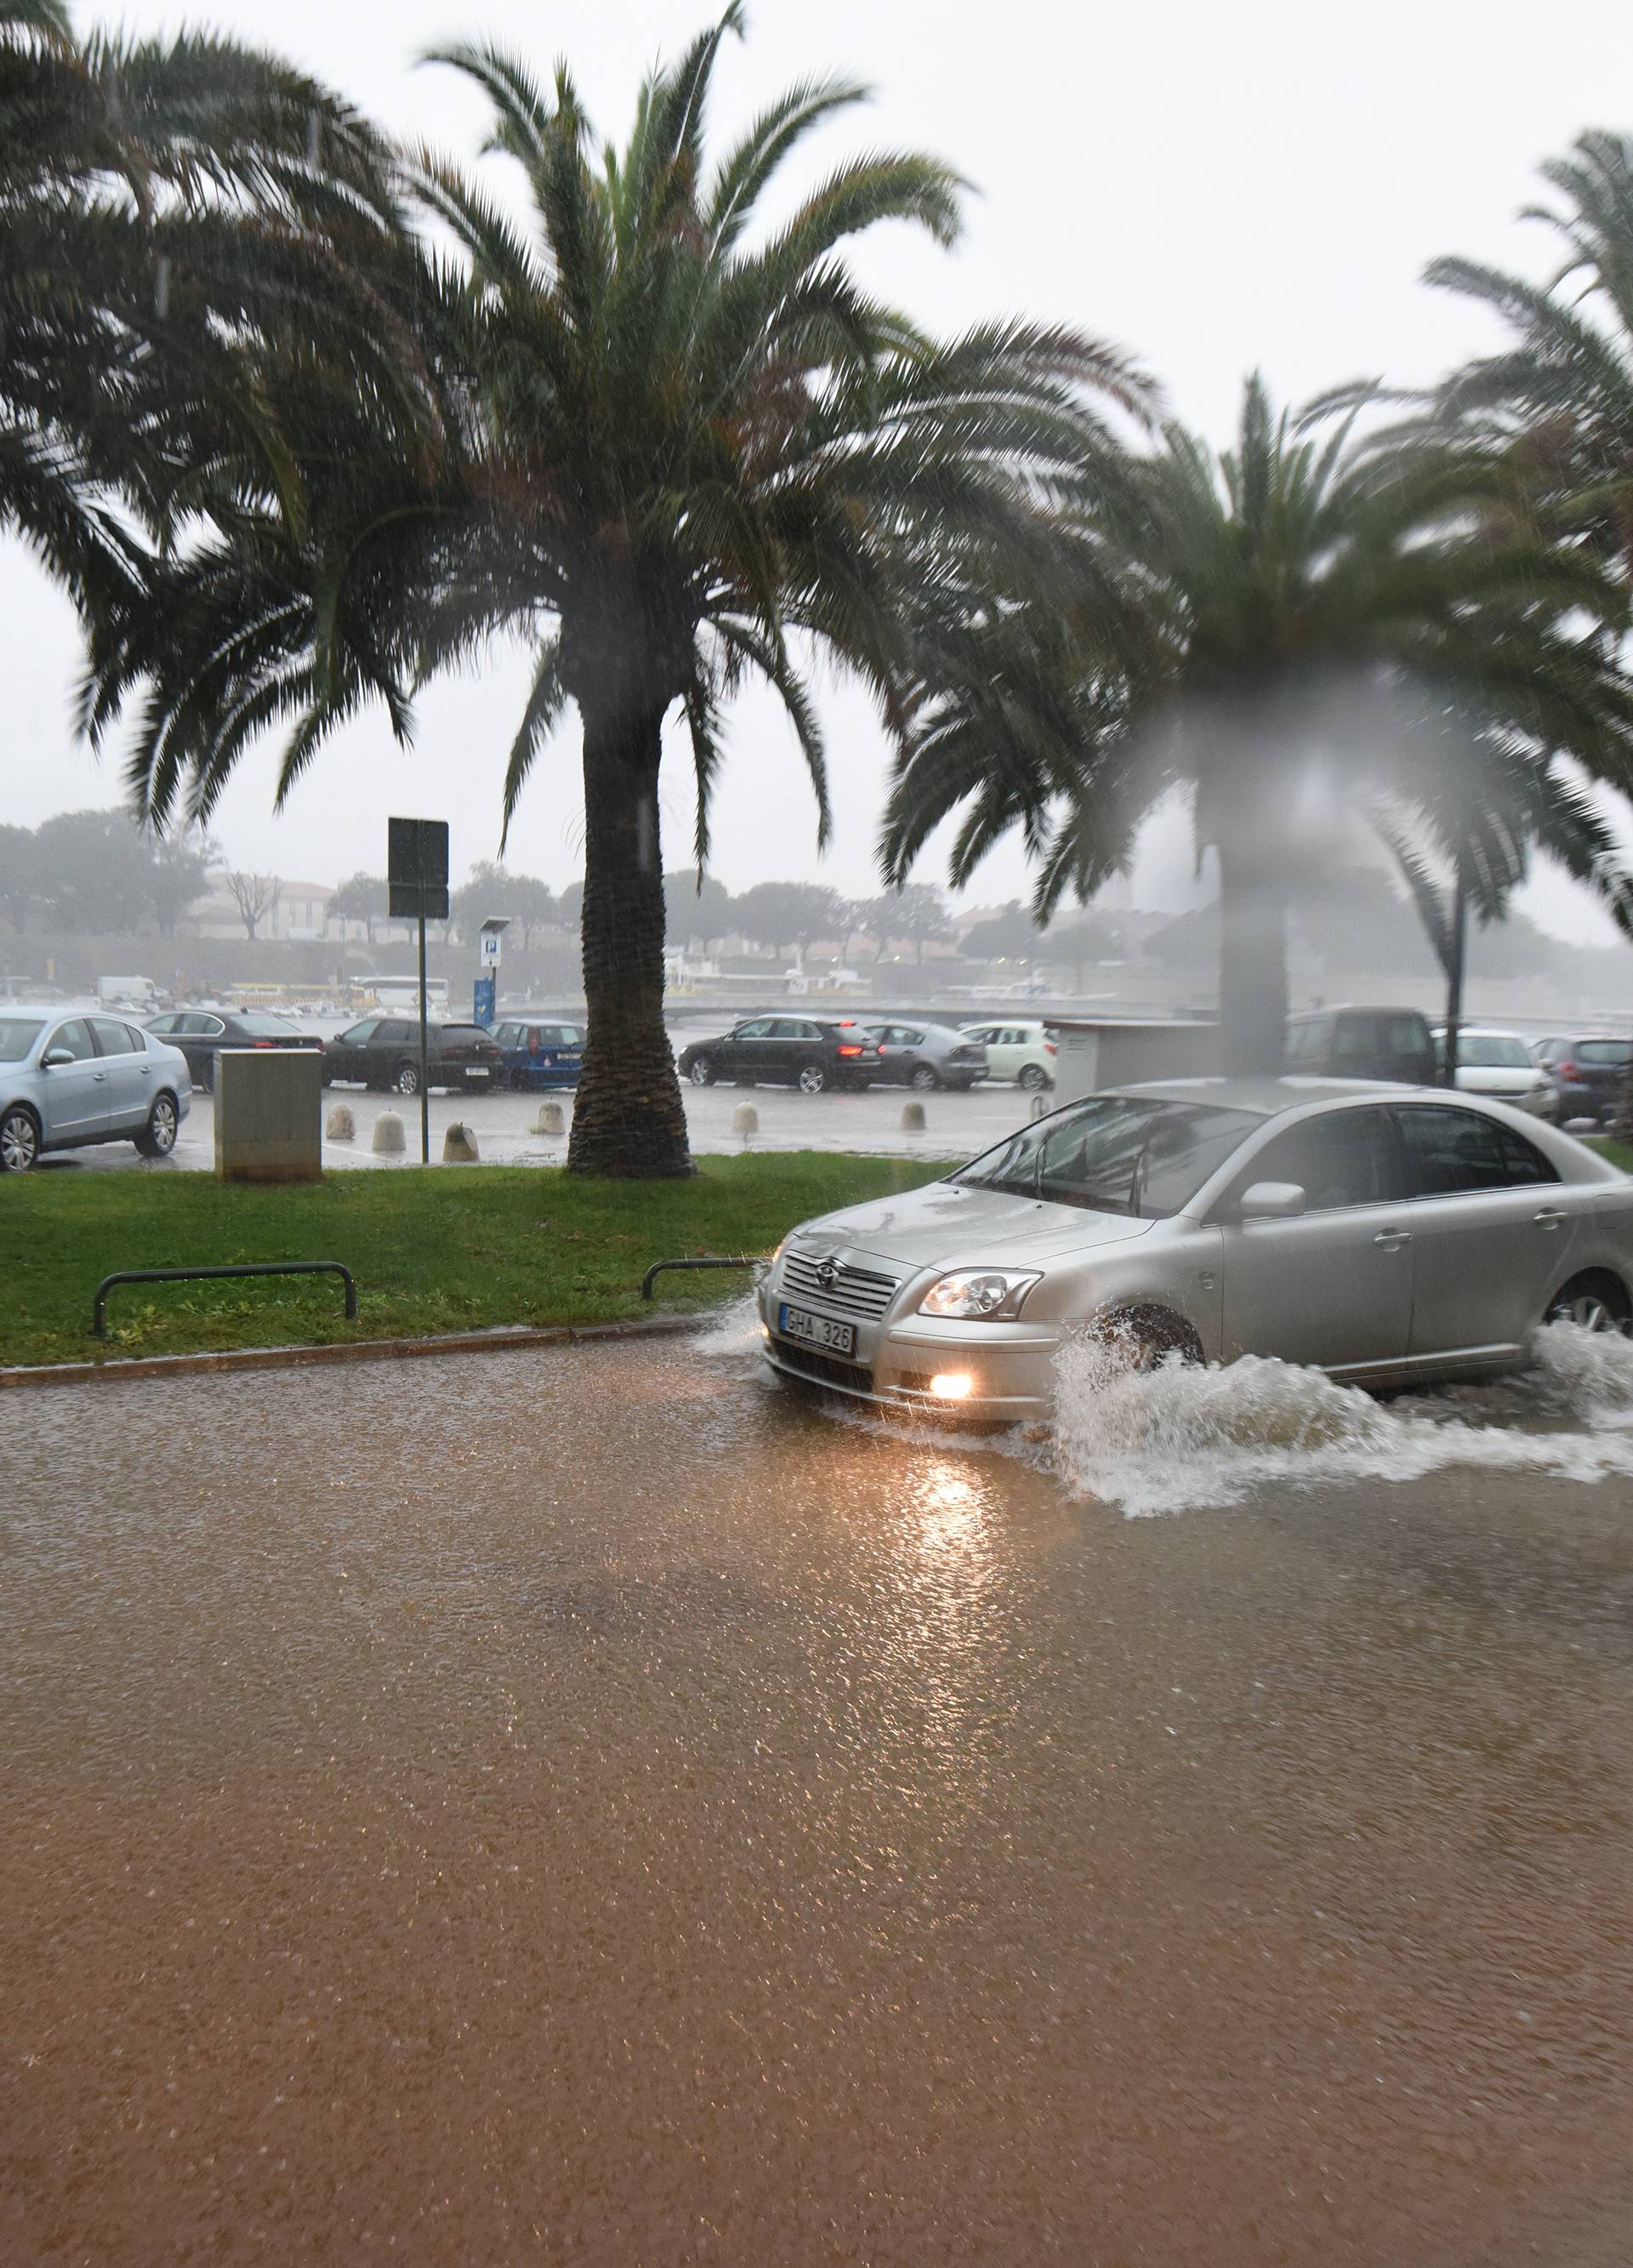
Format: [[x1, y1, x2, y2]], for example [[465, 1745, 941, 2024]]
[[33, 1066, 1040, 1172]]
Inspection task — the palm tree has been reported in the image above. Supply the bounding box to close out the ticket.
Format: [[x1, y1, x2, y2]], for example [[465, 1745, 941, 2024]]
[[85, 5, 1149, 1176], [3, 0, 410, 616], [885, 376, 1633, 1072], [1427, 132, 1633, 571]]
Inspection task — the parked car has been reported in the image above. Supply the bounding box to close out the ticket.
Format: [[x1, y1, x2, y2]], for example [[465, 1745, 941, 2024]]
[[1533, 1034, 1633, 1125], [958, 1019, 1058, 1090], [759, 1078, 1630, 1421], [1284, 1006, 1437, 1085], [491, 1017, 584, 1091], [862, 1022, 987, 1091], [678, 1017, 882, 1093], [321, 1017, 504, 1096], [145, 1008, 324, 1091], [1431, 1027, 1556, 1119], [0, 1010, 191, 1171]]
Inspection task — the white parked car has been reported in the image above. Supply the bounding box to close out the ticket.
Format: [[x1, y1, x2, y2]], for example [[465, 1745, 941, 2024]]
[[760, 1078, 1633, 1422], [959, 1019, 1057, 1090], [0, 1009, 191, 1170], [1433, 1028, 1557, 1119]]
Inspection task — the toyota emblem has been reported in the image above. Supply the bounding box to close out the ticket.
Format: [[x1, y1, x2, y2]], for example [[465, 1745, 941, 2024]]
[[816, 1257, 839, 1292]]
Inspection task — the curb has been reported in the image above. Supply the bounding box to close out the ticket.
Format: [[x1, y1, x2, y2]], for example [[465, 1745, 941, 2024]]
[[0, 1312, 714, 1392]]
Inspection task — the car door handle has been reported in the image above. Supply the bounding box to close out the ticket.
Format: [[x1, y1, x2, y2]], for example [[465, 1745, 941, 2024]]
[[1374, 1229, 1412, 1250], [1533, 1207, 1567, 1228], [92, 1071, 108, 1082]]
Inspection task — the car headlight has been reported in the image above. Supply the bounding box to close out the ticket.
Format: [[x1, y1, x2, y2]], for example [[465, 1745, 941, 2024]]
[[917, 1269, 1041, 1321]]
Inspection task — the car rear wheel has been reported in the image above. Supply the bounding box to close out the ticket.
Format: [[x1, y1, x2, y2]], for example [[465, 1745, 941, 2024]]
[[908, 1063, 940, 1091], [393, 1062, 420, 1097], [134, 1092, 179, 1159], [200, 1057, 215, 1094], [688, 1056, 716, 1086], [1018, 1062, 1050, 1091], [1545, 1270, 1633, 1335], [1092, 1302, 1203, 1371], [798, 1063, 828, 1095], [0, 1103, 40, 1171]]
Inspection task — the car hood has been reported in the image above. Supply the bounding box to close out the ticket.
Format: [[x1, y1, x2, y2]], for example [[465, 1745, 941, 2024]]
[[787, 1179, 1158, 1269]]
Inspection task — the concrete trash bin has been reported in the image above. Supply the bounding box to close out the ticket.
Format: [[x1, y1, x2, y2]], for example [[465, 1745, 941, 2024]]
[[214, 1049, 322, 1182]]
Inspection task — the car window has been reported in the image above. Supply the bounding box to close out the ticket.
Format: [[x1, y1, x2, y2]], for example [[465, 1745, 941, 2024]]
[[90, 1017, 142, 1057], [1333, 1017, 1378, 1059], [1227, 1107, 1406, 1214], [1578, 1040, 1633, 1067], [1382, 1016, 1428, 1055], [491, 1023, 517, 1046], [1284, 1017, 1331, 1063], [959, 1097, 1262, 1219], [963, 1026, 993, 1043], [47, 1018, 97, 1063], [735, 1019, 771, 1039], [0, 1018, 46, 1060], [897, 1028, 925, 1046], [1455, 1036, 1533, 1068], [441, 1025, 489, 1042], [1397, 1104, 1561, 1196], [537, 1025, 580, 1046], [337, 1020, 378, 1045], [146, 1014, 179, 1034]]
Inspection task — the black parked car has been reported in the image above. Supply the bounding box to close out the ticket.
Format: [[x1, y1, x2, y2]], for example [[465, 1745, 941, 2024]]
[[145, 1008, 323, 1091], [322, 1017, 504, 1096], [1533, 1034, 1633, 1125], [678, 1016, 882, 1093]]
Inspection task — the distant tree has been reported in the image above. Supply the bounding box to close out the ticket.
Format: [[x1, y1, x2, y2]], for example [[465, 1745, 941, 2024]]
[[224, 869, 281, 941], [663, 869, 737, 954], [508, 875, 559, 951], [0, 823, 37, 933], [32, 809, 155, 933], [959, 898, 1046, 964], [452, 860, 557, 949], [732, 880, 850, 958], [146, 832, 212, 937], [328, 871, 389, 943], [855, 883, 953, 966]]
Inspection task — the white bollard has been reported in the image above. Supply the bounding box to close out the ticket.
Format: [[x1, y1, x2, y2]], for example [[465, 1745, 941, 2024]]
[[326, 1103, 356, 1141], [732, 1102, 759, 1140], [442, 1122, 480, 1163], [900, 1100, 927, 1133], [535, 1101, 566, 1137], [372, 1110, 406, 1155]]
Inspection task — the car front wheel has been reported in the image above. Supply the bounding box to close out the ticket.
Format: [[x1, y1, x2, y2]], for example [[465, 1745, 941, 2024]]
[[798, 1064, 828, 1095], [1018, 1063, 1050, 1091], [1092, 1302, 1204, 1370], [134, 1092, 180, 1158], [1545, 1270, 1633, 1335], [393, 1063, 420, 1097], [688, 1057, 716, 1086], [908, 1063, 940, 1091], [0, 1103, 41, 1171]]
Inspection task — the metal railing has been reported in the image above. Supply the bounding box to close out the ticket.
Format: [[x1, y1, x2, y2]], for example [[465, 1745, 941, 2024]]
[[640, 1255, 764, 1302], [93, 1261, 357, 1339]]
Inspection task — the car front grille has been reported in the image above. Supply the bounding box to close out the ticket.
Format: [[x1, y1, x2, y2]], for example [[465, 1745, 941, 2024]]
[[769, 1342, 875, 1395], [780, 1250, 901, 1319]]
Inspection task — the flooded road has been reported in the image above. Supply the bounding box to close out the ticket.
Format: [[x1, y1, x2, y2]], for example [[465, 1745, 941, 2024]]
[[5, 1330, 1633, 2265]]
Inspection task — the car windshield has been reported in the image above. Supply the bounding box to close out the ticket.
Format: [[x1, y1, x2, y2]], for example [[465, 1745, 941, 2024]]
[[954, 1097, 1264, 1218], [0, 1017, 45, 1061], [441, 1025, 489, 1041], [235, 1013, 301, 1036], [1457, 1036, 1533, 1068], [1578, 1040, 1633, 1066]]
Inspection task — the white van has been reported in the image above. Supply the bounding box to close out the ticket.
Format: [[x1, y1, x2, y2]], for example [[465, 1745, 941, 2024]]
[[97, 975, 162, 1011]]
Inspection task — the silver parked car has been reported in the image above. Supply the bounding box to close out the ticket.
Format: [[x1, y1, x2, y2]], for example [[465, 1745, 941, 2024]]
[[759, 1078, 1633, 1422], [862, 1021, 988, 1090], [0, 1010, 192, 1171], [1432, 1027, 1557, 1119]]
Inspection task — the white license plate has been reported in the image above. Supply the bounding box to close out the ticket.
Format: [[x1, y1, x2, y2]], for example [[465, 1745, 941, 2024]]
[[464, 1067, 491, 1078], [778, 1304, 856, 1357]]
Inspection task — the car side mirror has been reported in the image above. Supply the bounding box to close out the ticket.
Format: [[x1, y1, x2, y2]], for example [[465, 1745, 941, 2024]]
[[41, 1046, 75, 1069], [1238, 1180, 1307, 1222]]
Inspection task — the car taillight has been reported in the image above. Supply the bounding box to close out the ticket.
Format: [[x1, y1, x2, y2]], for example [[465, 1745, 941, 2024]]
[[836, 1044, 862, 1057], [253, 1040, 276, 1049], [1044, 1040, 1057, 1055], [1558, 1060, 1579, 1080]]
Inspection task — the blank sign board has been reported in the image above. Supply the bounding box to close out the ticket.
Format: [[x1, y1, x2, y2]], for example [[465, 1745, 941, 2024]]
[[388, 817, 449, 920]]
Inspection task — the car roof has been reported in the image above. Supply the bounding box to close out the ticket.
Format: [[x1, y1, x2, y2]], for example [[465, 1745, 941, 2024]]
[[1286, 1004, 1430, 1021], [1107, 1074, 1431, 1116]]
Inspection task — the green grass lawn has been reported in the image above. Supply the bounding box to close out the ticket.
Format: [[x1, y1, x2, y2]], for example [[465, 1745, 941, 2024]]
[[1, 1155, 954, 1370], [1585, 1136, 1633, 1172]]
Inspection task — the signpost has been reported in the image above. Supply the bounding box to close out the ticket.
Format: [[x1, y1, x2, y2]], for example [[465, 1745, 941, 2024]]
[[474, 917, 508, 1030], [387, 818, 449, 1165]]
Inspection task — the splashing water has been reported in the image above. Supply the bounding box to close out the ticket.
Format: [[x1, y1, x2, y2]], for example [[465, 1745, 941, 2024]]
[[693, 1293, 767, 1359], [1050, 1322, 1633, 1517]]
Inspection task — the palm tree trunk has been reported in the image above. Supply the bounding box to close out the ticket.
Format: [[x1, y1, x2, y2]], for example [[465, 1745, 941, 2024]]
[[567, 702, 692, 1178], [1215, 827, 1289, 1075]]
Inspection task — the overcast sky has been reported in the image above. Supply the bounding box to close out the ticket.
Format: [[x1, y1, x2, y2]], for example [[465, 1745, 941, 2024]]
[[5, 0, 1632, 937]]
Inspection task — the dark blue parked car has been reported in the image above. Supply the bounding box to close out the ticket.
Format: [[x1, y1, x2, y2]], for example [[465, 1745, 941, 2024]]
[[492, 1017, 585, 1091]]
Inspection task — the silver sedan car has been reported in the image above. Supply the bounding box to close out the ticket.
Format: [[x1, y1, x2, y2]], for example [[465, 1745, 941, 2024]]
[[759, 1078, 1633, 1421], [0, 1008, 192, 1170]]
